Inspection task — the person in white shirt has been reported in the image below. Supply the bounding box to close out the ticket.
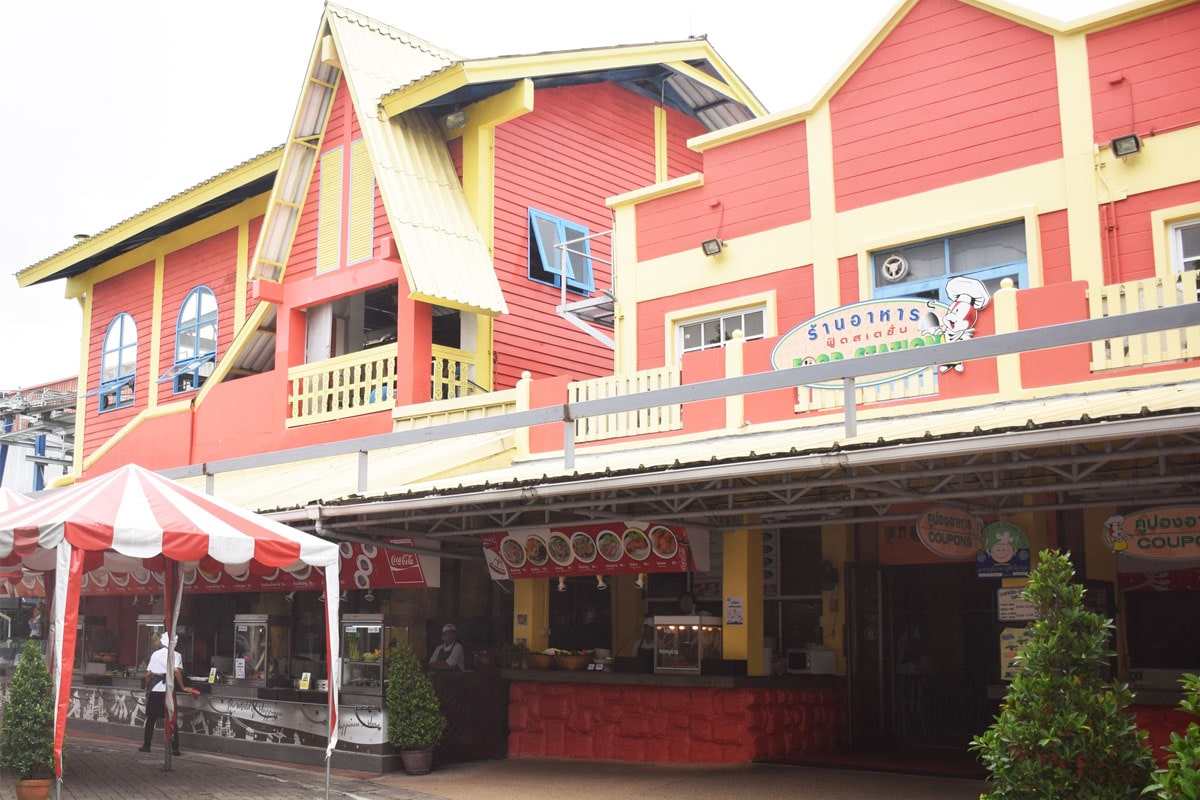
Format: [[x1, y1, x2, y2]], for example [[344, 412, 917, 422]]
[[428, 623, 466, 671], [140, 633, 199, 755]]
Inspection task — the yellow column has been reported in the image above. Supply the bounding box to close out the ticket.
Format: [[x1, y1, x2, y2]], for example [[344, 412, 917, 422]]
[[513, 577, 549, 652], [722, 527, 764, 675], [807, 104, 840, 310], [1054, 31, 1105, 287], [822, 524, 848, 673]]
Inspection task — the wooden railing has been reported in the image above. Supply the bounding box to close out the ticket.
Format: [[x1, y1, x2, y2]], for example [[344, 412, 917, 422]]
[[568, 365, 682, 442], [287, 346, 396, 426], [432, 345, 477, 400], [1088, 272, 1200, 371]]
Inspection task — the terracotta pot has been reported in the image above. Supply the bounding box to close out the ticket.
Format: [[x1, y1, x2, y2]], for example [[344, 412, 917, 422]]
[[400, 748, 434, 775], [15, 778, 54, 800]]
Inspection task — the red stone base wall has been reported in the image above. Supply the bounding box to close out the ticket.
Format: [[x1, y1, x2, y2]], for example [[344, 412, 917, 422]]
[[507, 681, 847, 763], [1132, 704, 1195, 768]]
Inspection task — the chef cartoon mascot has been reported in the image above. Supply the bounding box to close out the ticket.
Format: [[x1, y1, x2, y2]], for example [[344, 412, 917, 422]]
[[919, 275, 991, 372]]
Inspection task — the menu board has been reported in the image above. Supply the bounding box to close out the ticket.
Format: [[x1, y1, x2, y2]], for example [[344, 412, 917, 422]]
[[997, 586, 1038, 621], [481, 522, 691, 580], [999, 624, 1035, 681]]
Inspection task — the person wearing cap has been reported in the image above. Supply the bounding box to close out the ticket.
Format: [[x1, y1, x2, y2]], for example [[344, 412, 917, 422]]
[[428, 623, 466, 671], [140, 632, 200, 755]]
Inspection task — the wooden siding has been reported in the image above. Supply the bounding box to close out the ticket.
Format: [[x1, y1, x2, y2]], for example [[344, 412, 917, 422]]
[[1088, 3, 1200, 145], [1038, 209, 1072, 287], [838, 255, 860, 308], [492, 84, 675, 388], [83, 262, 156, 463], [160, 229, 240, 376], [1105, 181, 1200, 284], [831, 0, 1060, 211], [245, 215, 265, 319], [665, 113, 706, 180], [636, 122, 810, 263]]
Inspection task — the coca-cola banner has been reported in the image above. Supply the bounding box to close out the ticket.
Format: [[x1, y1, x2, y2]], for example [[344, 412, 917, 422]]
[[481, 523, 691, 581], [0, 540, 432, 598]]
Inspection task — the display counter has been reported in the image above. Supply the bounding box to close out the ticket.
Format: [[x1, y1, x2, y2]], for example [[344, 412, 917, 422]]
[[501, 668, 847, 763]]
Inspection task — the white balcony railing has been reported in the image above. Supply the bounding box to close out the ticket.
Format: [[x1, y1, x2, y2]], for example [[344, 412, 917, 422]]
[[568, 365, 682, 442], [287, 346, 397, 426], [1088, 272, 1200, 371]]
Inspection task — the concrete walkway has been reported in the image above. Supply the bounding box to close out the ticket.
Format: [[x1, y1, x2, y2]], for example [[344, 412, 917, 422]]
[[11, 735, 988, 800]]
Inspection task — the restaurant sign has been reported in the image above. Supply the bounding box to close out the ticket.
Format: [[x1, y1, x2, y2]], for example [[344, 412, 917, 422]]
[[770, 298, 946, 389], [915, 506, 983, 560], [481, 522, 690, 581], [975, 521, 1030, 579], [1102, 507, 1200, 560]]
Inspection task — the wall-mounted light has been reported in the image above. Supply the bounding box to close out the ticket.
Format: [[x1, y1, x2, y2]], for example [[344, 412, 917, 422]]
[[596, 575, 608, 591], [557, 577, 568, 593], [442, 110, 468, 132], [634, 573, 646, 590], [284, 591, 296, 604], [1110, 133, 1141, 158], [701, 238, 723, 257], [363, 590, 375, 603]]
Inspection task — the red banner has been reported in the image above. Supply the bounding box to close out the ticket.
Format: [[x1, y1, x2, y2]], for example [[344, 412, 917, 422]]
[[481, 523, 691, 581], [0, 540, 428, 598]]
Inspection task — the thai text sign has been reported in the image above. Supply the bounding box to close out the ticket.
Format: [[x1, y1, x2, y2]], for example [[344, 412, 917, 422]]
[[1102, 507, 1200, 559], [481, 523, 690, 581], [770, 298, 946, 389], [916, 506, 983, 560]]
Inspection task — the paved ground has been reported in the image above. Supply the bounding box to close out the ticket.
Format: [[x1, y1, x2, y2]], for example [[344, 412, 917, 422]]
[[3, 735, 989, 800]]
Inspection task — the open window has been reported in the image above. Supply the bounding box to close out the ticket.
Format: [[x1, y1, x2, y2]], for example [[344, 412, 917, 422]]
[[871, 221, 1027, 301], [91, 313, 137, 411], [158, 286, 218, 393], [528, 208, 593, 295]]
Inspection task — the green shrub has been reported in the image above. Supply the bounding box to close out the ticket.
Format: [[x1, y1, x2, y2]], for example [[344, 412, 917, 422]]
[[384, 641, 446, 751], [1144, 673, 1200, 799], [0, 640, 56, 780], [971, 550, 1153, 799]]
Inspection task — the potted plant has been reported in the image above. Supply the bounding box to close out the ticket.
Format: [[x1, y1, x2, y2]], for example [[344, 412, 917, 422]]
[[384, 641, 446, 775], [971, 550, 1153, 798], [1145, 673, 1200, 799], [0, 640, 56, 800]]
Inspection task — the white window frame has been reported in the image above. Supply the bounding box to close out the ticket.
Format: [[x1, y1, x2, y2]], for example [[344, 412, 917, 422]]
[[1169, 218, 1200, 274], [664, 291, 778, 363], [93, 312, 137, 411]]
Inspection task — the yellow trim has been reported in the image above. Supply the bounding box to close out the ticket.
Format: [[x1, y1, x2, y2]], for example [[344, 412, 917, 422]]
[[607, 172, 704, 209], [1151, 201, 1200, 278], [806, 105, 838, 311], [316, 148, 343, 273], [80, 402, 192, 473], [150, 257, 165, 408], [513, 578, 549, 652], [721, 527, 765, 674], [18, 151, 280, 288], [348, 139, 374, 263], [654, 106, 668, 184], [1054, 31, 1104, 287], [196, 301, 272, 405], [235, 222, 249, 332], [381, 64, 470, 119], [71, 291, 93, 477], [611, 204, 639, 374], [662, 291, 778, 364]]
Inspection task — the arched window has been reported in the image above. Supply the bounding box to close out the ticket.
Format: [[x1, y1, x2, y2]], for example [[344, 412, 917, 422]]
[[161, 286, 217, 393], [97, 313, 137, 411]]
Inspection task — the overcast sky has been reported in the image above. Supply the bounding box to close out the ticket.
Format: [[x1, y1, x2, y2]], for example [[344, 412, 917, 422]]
[[0, 0, 1124, 389]]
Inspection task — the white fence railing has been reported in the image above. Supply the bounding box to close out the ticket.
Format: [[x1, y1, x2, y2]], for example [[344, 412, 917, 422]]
[[287, 346, 397, 426], [1088, 272, 1200, 370], [568, 366, 682, 442]]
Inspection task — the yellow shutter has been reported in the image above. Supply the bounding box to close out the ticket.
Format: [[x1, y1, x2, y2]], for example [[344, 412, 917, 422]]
[[348, 139, 374, 263], [316, 148, 343, 273]]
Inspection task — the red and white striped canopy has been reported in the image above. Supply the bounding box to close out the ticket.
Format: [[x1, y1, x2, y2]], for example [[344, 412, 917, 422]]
[[0, 486, 30, 513], [0, 463, 338, 571]]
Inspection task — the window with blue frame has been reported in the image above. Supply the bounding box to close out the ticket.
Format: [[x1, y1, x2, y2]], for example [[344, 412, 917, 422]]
[[159, 286, 218, 393], [528, 208, 593, 294], [94, 313, 137, 411], [871, 221, 1027, 302]]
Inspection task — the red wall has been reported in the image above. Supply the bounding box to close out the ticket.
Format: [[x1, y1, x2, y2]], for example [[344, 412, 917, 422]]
[[491, 84, 705, 388], [1088, 3, 1200, 145], [160, 229, 239, 376], [831, 0, 1061, 211], [1038, 209, 1073, 286], [83, 262, 156, 463], [1103, 181, 1200, 284], [636, 121, 810, 263]]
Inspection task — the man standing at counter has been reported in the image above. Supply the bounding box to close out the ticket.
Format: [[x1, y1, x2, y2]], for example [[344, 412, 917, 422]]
[[429, 623, 466, 671], [140, 633, 200, 755]]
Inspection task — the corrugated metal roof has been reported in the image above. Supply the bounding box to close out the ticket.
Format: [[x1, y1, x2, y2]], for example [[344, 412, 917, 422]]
[[326, 5, 507, 315]]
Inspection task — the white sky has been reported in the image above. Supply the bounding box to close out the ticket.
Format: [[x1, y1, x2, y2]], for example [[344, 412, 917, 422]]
[[0, 0, 1125, 389]]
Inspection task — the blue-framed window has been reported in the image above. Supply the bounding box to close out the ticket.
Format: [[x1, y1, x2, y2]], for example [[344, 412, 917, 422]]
[[93, 313, 137, 411], [528, 208, 593, 294], [871, 221, 1027, 302], [158, 286, 217, 393]]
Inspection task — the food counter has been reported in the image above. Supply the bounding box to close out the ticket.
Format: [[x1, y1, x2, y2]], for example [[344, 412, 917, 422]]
[[501, 667, 846, 763]]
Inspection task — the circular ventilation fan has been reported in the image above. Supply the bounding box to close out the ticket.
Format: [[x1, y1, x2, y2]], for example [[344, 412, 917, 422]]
[[880, 254, 909, 282]]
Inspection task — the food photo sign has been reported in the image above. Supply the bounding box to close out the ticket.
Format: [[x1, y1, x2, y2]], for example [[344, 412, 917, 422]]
[[480, 522, 692, 581]]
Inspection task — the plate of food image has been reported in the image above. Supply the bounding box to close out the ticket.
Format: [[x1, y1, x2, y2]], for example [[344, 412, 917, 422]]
[[570, 531, 597, 563], [525, 535, 549, 566], [622, 528, 651, 561], [500, 536, 526, 568], [597, 529, 624, 562], [547, 532, 574, 566], [649, 525, 679, 559]]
